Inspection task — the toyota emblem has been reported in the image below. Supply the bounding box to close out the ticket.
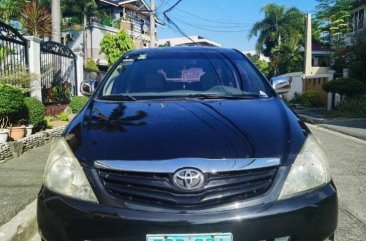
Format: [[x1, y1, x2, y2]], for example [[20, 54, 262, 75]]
[[173, 168, 205, 191]]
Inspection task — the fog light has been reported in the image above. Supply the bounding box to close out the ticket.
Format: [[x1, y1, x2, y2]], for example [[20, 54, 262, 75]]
[[274, 237, 290, 241]]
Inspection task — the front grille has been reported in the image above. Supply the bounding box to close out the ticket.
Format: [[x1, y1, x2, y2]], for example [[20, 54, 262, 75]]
[[98, 166, 277, 208]]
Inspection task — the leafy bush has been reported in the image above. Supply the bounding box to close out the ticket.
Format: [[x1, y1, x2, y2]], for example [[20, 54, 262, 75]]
[[0, 84, 25, 115], [289, 92, 302, 104], [323, 78, 366, 97], [84, 58, 99, 72], [69, 96, 88, 114], [24, 97, 45, 129], [334, 98, 366, 117], [300, 90, 322, 108], [100, 30, 135, 65], [0, 67, 37, 91], [56, 112, 69, 121]]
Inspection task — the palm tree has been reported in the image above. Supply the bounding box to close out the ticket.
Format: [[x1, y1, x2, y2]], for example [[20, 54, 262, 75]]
[[249, 4, 304, 57], [61, 0, 98, 61], [51, 0, 61, 42], [0, 0, 26, 23]]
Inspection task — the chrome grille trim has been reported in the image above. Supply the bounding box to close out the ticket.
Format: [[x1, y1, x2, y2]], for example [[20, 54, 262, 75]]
[[94, 158, 280, 173]]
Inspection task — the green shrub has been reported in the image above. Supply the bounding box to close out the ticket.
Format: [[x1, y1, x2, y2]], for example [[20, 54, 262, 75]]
[[69, 96, 88, 113], [323, 78, 366, 97], [289, 92, 302, 104], [300, 90, 322, 108], [56, 112, 69, 121], [44, 116, 53, 129], [0, 84, 25, 115], [84, 58, 99, 72], [24, 97, 45, 129], [334, 98, 366, 116]]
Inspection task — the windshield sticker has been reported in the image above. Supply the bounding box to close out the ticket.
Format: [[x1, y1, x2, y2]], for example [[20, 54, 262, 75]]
[[158, 68, 205, 83]]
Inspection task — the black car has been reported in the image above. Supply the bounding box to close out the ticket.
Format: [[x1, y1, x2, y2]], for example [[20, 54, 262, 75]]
[[37, 47, 337, 241]]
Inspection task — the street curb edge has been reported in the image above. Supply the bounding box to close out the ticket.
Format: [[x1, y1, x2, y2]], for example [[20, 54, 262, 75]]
[[0, 199, 37, 241]]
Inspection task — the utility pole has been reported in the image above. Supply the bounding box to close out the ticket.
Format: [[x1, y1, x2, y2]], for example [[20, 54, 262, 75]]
[[150, 0, 156, 48], [51, 0, 61, 43], [304, 14, 312, 77]]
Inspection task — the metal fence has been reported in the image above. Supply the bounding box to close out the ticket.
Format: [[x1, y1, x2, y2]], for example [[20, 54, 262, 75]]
[[0, 21, 28, 80], [40, 41, 77, 104]]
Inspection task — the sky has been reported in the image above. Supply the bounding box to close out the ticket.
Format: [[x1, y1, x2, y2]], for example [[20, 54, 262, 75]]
[[155, 0, 319, 51]]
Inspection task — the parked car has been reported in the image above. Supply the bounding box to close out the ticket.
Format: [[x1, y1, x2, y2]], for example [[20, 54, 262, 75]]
[[37, 47, 337, 241]]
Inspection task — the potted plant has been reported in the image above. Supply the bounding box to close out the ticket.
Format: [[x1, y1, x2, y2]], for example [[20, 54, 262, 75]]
[[0, 116, 9, 143], [25, 124, 33, 137], [8, 120, 26, 141]]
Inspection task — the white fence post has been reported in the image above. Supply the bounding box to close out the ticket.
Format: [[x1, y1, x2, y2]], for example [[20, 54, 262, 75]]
[[25, 36, 42, 101], [327, 70, 336, 111], [76, 52, 84, 96]]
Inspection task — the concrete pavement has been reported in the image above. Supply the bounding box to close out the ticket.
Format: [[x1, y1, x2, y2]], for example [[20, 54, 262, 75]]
[[0, 143, 51, 226]]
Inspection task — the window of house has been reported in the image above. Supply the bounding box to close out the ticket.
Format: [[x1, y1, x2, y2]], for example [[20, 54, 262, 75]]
[[352, 8, 365, 32]]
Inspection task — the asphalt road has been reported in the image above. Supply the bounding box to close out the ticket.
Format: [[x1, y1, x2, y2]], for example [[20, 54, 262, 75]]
[[15, 125, 366, 241], [308, 124, 366, 240]]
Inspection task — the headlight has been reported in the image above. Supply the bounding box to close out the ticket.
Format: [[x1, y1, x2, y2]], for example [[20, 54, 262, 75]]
[[43, 139, 98, 203], [279, 135, 331, 200]]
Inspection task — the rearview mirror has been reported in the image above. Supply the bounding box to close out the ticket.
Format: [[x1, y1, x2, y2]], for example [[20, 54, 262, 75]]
[[270, 76, 291, 95], [80, 79, 98, 96]]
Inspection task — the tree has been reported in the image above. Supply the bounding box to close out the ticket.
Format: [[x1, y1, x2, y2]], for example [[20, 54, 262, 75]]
[[249, 4, 304, 57], [52, 0, 61, 42], [100, 31, 135, 65], [40, 0, 98, 59], [0, 0, 26, 23], [315, 0, 352, 46], [61, 0, 97, 59], [271, 34, 304, 74], [21, 0, 52, 38], [348, 30, 366, 83], [246, 54, 270, 78]]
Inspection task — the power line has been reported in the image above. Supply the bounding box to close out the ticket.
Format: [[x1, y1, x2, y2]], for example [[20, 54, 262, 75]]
[[162, 0, 198, 44], [156, 0, 169, 12], [172, 15, 251, 29], [172, 16, 251, 32], [175, 9, 252, 26]]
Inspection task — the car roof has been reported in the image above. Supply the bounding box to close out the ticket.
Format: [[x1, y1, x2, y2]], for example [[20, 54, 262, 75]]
[[128, 46, 239, 55]]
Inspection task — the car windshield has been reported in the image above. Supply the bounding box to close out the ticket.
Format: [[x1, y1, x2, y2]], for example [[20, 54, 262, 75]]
[[100, 50, 273, 99]]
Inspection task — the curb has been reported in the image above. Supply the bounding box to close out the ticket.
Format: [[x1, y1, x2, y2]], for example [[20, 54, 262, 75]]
[[0, 199, 37, 241], [319, 124, 366, 141], [297, 114, 326, 124]]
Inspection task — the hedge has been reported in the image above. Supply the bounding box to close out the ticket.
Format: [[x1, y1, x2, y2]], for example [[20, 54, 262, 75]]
[[24, 97, 45, 130], [70, 96, 89, 113]]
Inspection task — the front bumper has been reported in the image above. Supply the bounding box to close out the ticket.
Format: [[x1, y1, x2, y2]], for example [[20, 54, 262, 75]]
[[38, 183, 337, 241]]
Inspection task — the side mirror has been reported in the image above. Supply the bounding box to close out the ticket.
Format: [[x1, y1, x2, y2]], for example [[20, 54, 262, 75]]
[[80, 79, 98, 96], [270, 76, 291, 95]]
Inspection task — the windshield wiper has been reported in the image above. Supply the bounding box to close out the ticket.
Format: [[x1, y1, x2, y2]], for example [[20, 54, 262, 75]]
[[186, 93, 260, 99], [102, 95, 137, 101]]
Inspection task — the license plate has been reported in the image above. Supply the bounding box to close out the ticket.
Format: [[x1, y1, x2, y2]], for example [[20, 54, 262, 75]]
[[146, 233, 233, 241]]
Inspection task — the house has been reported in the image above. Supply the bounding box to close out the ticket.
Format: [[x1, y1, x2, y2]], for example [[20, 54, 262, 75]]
[[158, 36, 221, 47], [351, 0, 366, 32], [62, 0, 155, 66]]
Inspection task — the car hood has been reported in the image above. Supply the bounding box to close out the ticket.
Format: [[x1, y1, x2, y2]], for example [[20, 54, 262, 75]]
[[65, 98, 308, 167]]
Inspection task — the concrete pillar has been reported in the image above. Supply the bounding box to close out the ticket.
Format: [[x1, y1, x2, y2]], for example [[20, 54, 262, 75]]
[[25, 36, 42, 101], [327, 70, 336, 111], [76, 52, 84, 96], [343, 68, 349, 78], [304, 14, 312, 77]]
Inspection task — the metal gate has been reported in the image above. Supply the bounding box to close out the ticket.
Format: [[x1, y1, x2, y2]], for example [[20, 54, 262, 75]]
[[40, 41, 77, 104], [0, 21, 28, 79]]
